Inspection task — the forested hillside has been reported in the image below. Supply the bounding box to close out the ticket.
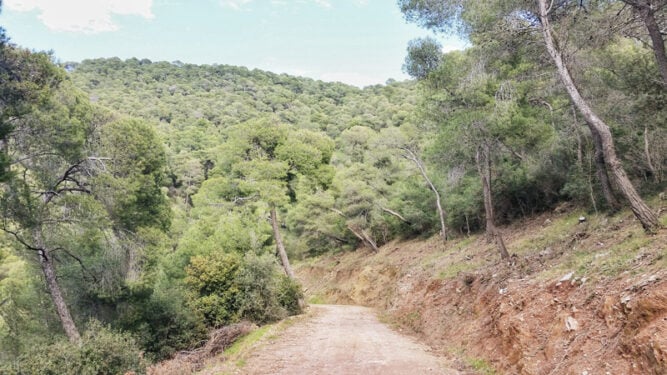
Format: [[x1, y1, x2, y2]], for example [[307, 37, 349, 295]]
[[1, 0, 665, 373]]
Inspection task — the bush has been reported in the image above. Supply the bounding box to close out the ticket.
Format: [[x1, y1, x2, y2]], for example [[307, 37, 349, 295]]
[[116, 283, 208, 361], [186, 252, 242, 327], [185, 252, 303, 327], [13, 320, 147, 375], [276, 274, 304, 316], [237, 253, 303, 322]]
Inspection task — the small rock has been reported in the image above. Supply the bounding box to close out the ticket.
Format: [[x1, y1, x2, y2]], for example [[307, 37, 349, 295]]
[[621, 295, 631, 305], [559, 272, 575, 283], [499, 288, 508, 295], [540, 247, 552, 257], [566, 316, 579, 331], [582, 371, 589, 375], [543, 218, 552, 225]]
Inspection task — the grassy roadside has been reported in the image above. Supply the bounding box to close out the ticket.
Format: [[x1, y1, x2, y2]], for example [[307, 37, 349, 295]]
[[196, 309, 312, 375]]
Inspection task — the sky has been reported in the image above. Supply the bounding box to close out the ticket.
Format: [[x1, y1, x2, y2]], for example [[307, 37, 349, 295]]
[[0, 0, 466, 87]]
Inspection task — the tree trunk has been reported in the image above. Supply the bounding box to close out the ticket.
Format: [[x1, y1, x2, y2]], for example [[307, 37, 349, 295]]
[[329, 208, 380, 252], [638, 0, 667, 85], [402, 147, 447, 242], [360, 229, 380, 252], [270, 207, 295, 279], [575, 103, 619, 210], [537, 0, 660, 233], [476, 146, 510, 260], [572, 105, 583, 167], [34, 232, 81, 343], [591, 128, 621, 211], [348, 224, 380, 252], [644, 126, 659, 182]]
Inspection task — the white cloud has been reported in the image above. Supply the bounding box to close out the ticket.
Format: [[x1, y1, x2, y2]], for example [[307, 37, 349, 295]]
[[5, 0, 154, 33], [312, 0, 331, 8], [220, 0, 253, 9], [221, 0, 335, 10]]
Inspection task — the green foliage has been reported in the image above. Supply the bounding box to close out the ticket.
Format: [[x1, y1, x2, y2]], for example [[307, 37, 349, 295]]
[[97, 118, 172, 231], [185, 252, 302, 328], [115, 281, 207, 360], [2, 6, 663, 364], [237, 253, 303, 321], [403, 37, 443, 79], [0, 245, 58, 361], [7, 320, 147, 375], [186, 252, 242, 326], [275, 274, 304, 316]]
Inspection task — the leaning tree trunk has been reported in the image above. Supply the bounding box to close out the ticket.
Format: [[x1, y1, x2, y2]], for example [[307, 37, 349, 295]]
[[34, 231, 81, 343], [476, 146, 510, 260], [538, 0, 660, 233], [591, 128, 621, 211], [573, 104, 619, 210], [637, 0, 667, 85], [347, 224, 380, 252], [329, 208, 380, 252], [270, 206, 295, 279]]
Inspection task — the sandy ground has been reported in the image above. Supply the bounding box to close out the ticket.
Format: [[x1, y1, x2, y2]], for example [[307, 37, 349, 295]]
[[233, 304, 458, 375]]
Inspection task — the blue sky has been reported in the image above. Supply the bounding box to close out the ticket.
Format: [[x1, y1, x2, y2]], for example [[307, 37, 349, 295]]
[[0, 0, 466, 87]]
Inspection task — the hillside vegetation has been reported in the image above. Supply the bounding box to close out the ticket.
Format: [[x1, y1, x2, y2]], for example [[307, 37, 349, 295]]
[[1, 1, 666, 374]]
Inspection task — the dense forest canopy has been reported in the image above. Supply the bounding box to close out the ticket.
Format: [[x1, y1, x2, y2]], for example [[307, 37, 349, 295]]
[[0, 0, 665, 373]]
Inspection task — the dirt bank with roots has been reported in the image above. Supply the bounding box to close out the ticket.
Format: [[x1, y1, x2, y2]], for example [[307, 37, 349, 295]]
[[296, 208, 667, 374]]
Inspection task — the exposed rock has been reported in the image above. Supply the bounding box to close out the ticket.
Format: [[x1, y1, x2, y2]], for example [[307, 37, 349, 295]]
[[557, 272, 574, 286], [566, 316, 579, 331]]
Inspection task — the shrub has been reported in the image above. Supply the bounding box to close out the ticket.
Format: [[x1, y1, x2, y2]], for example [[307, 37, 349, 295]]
[[185, 252, 303, 327], [276, 274, 304, 316], [14, 320, 147, 375], [185, 252, 242, 327], [116, 284, 208, 361], [237, 253, 300, 322]]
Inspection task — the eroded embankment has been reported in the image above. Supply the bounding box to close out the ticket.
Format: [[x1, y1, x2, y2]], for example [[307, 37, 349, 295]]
[[296, 209, 667, 375]]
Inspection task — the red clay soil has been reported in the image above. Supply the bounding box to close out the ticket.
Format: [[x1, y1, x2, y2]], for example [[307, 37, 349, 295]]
[[297, 211, 667, 375]]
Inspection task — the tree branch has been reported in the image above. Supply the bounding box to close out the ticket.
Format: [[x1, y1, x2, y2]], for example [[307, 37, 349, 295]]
[[51, 247, 99, 283], [379, 206, 410, 223], [1, 226, 41, 252]]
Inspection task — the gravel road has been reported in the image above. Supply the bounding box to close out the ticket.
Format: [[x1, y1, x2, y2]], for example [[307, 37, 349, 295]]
[[235, 304, 458, 375]]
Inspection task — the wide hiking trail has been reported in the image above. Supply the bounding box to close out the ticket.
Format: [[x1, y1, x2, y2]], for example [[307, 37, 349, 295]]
[[230, 304, 458, 375]]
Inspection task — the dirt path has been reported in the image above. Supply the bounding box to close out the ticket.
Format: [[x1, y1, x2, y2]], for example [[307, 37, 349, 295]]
[[229, 304, 458, 375]]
